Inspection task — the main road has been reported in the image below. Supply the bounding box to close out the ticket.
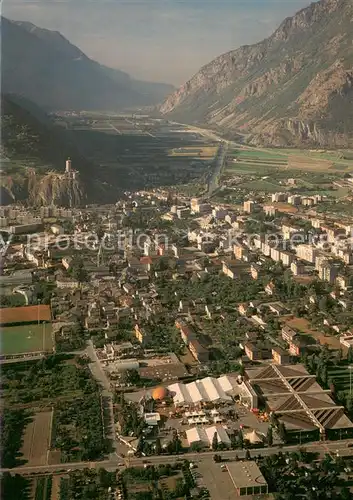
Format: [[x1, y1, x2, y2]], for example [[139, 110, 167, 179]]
[[168, 121, 229, 198], [206, 141, 228, 197], [3, 439, 353, 476]]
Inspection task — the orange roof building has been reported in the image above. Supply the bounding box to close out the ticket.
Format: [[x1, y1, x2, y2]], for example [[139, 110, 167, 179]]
[[152, 386, 169, 401]]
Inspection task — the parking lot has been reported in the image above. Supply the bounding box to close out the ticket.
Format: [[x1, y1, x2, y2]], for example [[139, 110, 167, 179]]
[[197, 459, 236, 500]]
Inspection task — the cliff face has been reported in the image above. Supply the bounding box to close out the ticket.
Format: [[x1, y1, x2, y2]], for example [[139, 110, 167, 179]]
[[161, 0, 353, 147], [1, 170, 84, 207]]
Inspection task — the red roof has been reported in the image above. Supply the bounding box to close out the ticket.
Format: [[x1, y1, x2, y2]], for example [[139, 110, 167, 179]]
[[140, 256, 153, 265]]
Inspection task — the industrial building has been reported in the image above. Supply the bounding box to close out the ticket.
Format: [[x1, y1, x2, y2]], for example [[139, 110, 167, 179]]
[[246, 364, 353, 436], [226, 462, 268, 496]]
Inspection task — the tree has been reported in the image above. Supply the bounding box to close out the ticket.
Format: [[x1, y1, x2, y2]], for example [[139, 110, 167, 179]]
[[238, 365, 245, 376], [212, 432, 218, 451], [237, 429, 244, 449], [190, 442, 202, 452], [230, 433, 237, 450], [278, 422, 287, 443], [171, 430, 182, 454], [346, 395, 353, 414], [348, 346, 353, 364], [120, 369, 141, 386], [136, 436, 144, 454], [155, 437, 162, 455], [267, 426, 273, 447]]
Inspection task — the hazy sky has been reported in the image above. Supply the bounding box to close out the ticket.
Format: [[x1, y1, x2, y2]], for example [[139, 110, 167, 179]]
[[4, 0, 313, 85]]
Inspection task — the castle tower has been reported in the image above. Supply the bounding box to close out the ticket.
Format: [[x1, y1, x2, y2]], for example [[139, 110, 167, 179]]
[[65, 157, 72, 173]]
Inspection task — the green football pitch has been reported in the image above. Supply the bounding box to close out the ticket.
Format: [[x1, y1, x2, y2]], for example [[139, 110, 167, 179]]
[[1, 323, 53, 355]]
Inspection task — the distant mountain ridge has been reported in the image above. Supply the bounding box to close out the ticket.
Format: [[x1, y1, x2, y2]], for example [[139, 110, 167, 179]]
[[160, 0, 353, 147], [1, 17, 174, 111]]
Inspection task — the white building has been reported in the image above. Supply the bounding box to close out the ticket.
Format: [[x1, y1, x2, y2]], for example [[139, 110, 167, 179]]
[[296, 244, 317, 264], [168, 375, 257, 408], [186, 425, 231, 448]]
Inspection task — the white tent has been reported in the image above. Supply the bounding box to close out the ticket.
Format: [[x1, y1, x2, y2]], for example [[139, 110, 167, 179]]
[[244, 429, 263, 444]]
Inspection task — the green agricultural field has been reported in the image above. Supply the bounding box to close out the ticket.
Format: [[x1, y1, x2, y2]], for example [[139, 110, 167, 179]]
[[228, 146, 353, 172], [238, 179, 283, 192], [1, 323, 53, 355], [225, 162, 272, 173], [231, 148, 287, 160]]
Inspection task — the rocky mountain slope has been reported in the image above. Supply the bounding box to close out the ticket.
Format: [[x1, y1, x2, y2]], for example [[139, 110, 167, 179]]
[[160, 0, 353, 147], [2, 17, 174, 111]]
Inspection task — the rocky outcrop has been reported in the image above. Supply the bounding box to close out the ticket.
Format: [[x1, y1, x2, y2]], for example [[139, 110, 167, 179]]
[[0, 169, 84, 206], [27, 170, 84, 206], [161, 0, 353, 147]]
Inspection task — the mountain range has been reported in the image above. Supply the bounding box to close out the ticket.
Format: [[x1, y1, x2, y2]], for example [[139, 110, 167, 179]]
[[160, 0, 353, 148], [1, 17, 174, 111]]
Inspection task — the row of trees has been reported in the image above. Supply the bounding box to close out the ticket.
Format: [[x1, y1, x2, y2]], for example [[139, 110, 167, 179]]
[[0, 409, 30, 468]]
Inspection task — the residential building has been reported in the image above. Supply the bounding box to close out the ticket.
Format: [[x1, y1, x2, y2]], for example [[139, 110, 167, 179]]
[[243, 200, 255, 214], [244, 343, 271, 361], [287, 195, 301, 206], [270, 247, 281, 262], [250, 263, 264, 280], [135, 324, 149, 344], [280, 250, 294, 266], [340, 335, 353, 348], [291, 260, 305, 276], [318, 261, 339, 284], [265, 282, 275, 296], [282, 325, 299, 343], [296, 244, 318, 264], [263, 205, 277, 217], [272, 347, 290, 365], [272, 192, 287, 203], [336, 275, 350, 291], [176, 207, 191, 219], [188, 339, 209, 363]]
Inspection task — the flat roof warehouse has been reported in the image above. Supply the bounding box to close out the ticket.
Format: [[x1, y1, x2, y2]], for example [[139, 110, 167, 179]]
[[0, 305, 51, 326]]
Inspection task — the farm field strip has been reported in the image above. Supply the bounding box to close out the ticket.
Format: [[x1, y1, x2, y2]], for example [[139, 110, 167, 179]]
[[21, 411, 53, 466]]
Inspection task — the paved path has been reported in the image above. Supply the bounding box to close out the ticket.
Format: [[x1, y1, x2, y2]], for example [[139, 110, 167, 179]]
[[207, 142, 228, 197]]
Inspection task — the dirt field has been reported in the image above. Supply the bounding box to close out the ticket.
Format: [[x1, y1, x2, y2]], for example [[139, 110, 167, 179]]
[[169, 146, 217, 158], [21, 411, 53, 466], [286, 317, 341, 350], [51, 475, 63, 500], [48, 450, 62, 465], [0, 304, 51, 325], [288, 155, 333, 171]]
